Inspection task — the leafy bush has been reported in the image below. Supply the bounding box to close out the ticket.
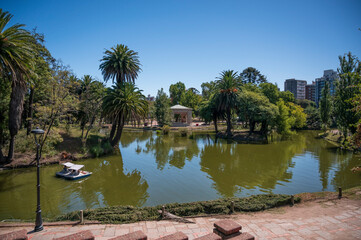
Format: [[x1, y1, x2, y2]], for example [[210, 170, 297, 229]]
[[55, 194, 300, 224], [179, 129, 188, 137], [89, 144, 104, 157], [162, 125, 170, 135], [14, 129, 63, 156]]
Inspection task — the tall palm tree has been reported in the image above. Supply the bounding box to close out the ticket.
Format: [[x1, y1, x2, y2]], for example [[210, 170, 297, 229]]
[[215, 70, 241, 136], [0, 9, 34, 161], [103, 82, 148, 147], [99, 44, 141, 84]]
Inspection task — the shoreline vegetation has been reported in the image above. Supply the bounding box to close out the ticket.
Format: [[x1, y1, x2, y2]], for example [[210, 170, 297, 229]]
[[0, 126, 358, 170], [2, 186, 360, 224]]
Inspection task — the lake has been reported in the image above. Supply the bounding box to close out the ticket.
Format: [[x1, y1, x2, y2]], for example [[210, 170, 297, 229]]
[[0, 130, 360, 220]]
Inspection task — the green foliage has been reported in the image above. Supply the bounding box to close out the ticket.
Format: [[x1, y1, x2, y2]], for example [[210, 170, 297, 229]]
[[180, 88, 202, 116], [238, 90, 278, 133], [179, 129, 188, 137], [201, 81, 216, 101], [169, 82, 186, 105], [334, 52, 361, 135], [296, 99, 316, 109], [259, 82, 279, 104], [56, 194, 298, 223], [103, 82, 148, 146], [14, 129, 63, 156], [154, 88, 172, 126], [99, 44, 141, 84], [304, 106, 321, 129], [161, 125, 170, 135], [214, 70, 242, 135], [276, 100, 293, 135], [240, 67, 267, 85], [319, 81, 332, 128], [279, 91, 295, 103]]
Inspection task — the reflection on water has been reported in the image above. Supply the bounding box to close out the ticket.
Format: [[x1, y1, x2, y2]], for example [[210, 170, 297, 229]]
[[0, 130, 360, 220]]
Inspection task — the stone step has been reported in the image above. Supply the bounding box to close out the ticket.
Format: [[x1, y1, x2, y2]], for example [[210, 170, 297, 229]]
[[53, 230, 94, 240], [0, 229, 28, 240], [194, 232, 221, 240], [214, 220, 242, 235], [213, 229, 255, 240], [155, 231, 188, 240], [109, 230, 147, 240]]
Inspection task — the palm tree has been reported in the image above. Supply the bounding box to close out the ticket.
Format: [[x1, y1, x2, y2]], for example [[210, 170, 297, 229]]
[[103, 82, 148, 147], [214, 70, 241, 136], [0, 9, 34, 161], [99, 44, 141, 84]]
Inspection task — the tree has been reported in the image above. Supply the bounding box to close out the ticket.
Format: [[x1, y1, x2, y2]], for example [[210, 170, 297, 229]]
[[240, 67, 267, 85], [334, 52, 361, 135], [99, 44, 141, 84], [238, 90, 278, 134], [102, 82, 148, 147], [201, 81, 216, 101], [279, 91, 295, 103], [319, 81, 332, 128], [154, 88, 172, 126], [180, 88, 202, 116], [259, 82, 280, 104], [77, 75, 105, 146], [169, 81, 185, 105], [0, 9, 35, 161], [214, 70, 241, 136], [26, 30, 54, 136], [99, 44, 142, 146]]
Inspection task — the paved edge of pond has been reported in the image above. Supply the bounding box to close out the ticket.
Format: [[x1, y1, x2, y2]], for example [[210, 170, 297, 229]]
[[1, 196, 360, 239]]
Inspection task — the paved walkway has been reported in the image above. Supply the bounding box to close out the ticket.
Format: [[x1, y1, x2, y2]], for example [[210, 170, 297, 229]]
[[1, 198, 361, 240]]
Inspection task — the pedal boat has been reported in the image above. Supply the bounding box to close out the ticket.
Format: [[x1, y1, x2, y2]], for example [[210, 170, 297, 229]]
[[62, 164, 92, 180], [56, 162, 74, 177]]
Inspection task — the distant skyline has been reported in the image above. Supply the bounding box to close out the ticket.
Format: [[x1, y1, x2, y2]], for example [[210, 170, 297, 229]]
[[3, 0, 361, 96]]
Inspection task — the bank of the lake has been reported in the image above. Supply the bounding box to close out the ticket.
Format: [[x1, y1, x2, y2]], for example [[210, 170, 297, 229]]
[[0, 130, 360, 220]]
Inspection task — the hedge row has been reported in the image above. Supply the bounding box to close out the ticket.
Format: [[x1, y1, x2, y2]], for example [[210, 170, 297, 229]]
[[55, 194, 300, 224]]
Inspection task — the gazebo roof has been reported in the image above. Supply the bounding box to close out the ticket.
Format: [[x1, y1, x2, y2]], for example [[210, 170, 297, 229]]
[[170, 104, 192, 110]]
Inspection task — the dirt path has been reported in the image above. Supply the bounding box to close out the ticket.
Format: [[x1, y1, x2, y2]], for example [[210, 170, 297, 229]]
[[1, 197, 360, 239]]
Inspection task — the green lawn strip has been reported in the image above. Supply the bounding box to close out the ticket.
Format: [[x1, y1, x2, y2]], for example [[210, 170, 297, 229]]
[[55, 194, 299, 224]]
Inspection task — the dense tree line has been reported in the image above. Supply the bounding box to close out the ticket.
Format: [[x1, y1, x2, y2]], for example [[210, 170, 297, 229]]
[[0, 9, 148, 162]]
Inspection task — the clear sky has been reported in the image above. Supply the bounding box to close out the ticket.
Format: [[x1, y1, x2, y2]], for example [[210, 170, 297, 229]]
[[3, 0, 361, 96]]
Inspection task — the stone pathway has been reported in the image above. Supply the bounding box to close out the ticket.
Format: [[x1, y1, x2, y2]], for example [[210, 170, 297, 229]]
[[1, 198, 360, 239]]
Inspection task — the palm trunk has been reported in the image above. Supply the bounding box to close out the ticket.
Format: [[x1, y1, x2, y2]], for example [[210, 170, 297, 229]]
[[111, 115, 124, 147], [8, 79, 27, 161], [226, 109, 232, 136], [109, 116, 117, 142], [26, 87, 34, 135]]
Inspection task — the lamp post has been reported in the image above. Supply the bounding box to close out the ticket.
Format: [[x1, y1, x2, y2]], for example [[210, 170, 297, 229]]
[[31, 127, 44, 232]]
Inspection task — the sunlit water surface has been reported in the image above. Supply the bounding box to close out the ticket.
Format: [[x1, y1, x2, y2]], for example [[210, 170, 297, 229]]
[[0, 130, 360, 219]]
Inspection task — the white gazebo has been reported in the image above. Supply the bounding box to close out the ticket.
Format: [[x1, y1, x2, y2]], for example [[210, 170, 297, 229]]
[[170, 105, 192, 126]]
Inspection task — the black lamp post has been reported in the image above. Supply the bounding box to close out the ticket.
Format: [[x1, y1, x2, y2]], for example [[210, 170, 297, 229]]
[[31, 127, 44, 232]]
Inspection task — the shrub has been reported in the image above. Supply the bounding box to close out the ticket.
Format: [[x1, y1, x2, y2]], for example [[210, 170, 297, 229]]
[[89, 144, 104, 157], [179, 129, 188, 137], [162, 125, 170, 135], [55, 194, 299, 224]]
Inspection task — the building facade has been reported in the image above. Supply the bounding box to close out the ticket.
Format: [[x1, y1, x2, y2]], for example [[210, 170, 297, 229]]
[[315, 70, 338, 105], [284, 79, 307, 100], [305, 82, 316, 102]]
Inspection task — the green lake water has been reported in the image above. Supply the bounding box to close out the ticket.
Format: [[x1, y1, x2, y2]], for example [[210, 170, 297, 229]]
[[0, 130, 360, 220]]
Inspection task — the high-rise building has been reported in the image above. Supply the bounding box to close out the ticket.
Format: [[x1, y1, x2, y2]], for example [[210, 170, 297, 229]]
[[284, 79, 307, 99], [305, 82, 316, 102], [315, 70, 338, 105]]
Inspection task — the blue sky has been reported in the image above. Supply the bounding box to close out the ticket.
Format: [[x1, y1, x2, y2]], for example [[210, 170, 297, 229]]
[[3, 0, 361, 96]]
